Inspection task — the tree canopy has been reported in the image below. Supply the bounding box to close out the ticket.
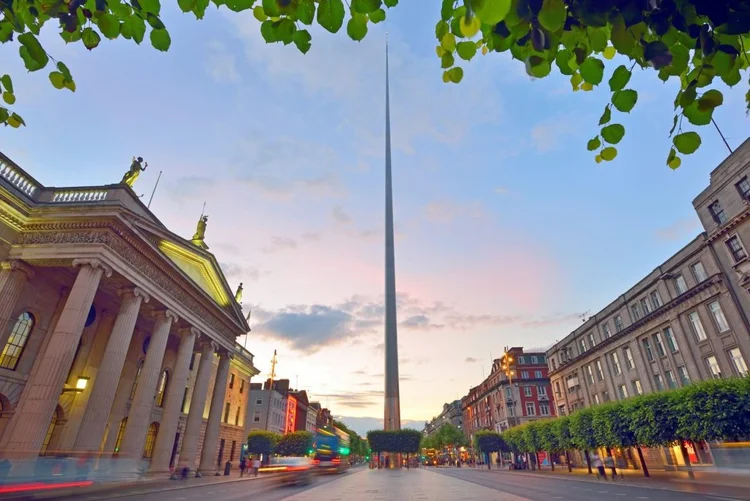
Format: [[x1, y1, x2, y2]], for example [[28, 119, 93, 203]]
[[274, 430, 314, 456], [2, 0, 748, 166]]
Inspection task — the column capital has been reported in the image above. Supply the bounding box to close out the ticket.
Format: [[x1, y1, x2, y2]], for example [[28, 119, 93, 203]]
[[1, 260, 35, 279], [117, 286, 151, 303], [197, 338, 218, 353], [72, 258, 113, 278], [217, 348, 234, 360], [152, 308, 179, 324], [179, 326, 201, 340]]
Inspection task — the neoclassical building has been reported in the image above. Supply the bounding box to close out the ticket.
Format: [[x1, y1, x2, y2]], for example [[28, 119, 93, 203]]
[[0, 153, 259, 477]]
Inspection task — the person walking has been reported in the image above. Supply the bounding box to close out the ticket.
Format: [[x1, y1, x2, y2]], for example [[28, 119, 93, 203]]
[[592, 454, 607, 480], [604, 455, 617, 480], [239, 457, 247, 477], [252, 457, 260, 477]]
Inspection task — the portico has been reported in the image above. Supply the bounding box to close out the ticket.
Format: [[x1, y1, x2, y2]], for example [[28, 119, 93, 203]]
[[0, 153, 259, 478]]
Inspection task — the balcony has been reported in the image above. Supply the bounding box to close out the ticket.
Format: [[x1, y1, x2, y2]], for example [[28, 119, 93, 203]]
[[538, 395, 549, 401]]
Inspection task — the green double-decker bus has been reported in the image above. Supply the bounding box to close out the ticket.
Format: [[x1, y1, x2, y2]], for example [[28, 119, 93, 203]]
[[312, 425, 350, 473]]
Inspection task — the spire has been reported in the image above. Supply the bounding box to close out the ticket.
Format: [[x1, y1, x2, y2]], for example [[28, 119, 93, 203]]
[[383, 32, 401, 436]]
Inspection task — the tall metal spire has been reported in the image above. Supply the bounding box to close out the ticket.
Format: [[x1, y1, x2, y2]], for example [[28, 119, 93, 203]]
[[383, 32, 401, 440]]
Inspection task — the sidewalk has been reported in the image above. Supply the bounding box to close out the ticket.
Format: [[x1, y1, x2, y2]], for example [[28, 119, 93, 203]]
[[0, 470, 268, 500]]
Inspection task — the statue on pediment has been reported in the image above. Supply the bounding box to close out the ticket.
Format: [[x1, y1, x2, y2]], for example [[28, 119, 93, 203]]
[[191, 215, 209, 248], [121, 156, 147, 187], [235, 282, 243, 303]]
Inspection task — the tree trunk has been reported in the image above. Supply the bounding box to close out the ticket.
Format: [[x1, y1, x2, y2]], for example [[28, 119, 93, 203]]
[[584, 450, 592, 474], [636, 446, 649, 477], [486, 452, 491, 470], [679, 441, 695, 480], [565, 450, 572, 472], [550, 451, 555, 471], [535, 452, 540, 471]]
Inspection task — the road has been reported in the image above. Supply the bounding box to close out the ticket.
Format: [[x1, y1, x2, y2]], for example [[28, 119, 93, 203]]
[[430, 467, 749, 501]]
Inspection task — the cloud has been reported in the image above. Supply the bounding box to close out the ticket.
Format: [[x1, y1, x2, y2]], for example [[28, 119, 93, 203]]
[[241, 172, 346, 201], [465, 357, 478, 363], [332, 205, 353, 225], [531, 115, 585, 153], [521, 312, 587, 329], [260, 236, 298, 254], [313, 390, 384, 409], [423, 200, 486, 224], [495, 186, 510, 196], [219, 261, 269, 282], [334, 416, 425, 436], [205, 41, 240, 84], [654, 217, 702, 242]]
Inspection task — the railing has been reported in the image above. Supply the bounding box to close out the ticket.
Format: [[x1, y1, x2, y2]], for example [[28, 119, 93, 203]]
[[50, 189, 108, 203], [235, 343, 255, 365], [0, 158, 40, 198]]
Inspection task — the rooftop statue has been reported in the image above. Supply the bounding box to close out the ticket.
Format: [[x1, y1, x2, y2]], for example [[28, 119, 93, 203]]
[[235, 282, 243, 303], [191, 215, 208, 248], [121, 156, 147, 187]]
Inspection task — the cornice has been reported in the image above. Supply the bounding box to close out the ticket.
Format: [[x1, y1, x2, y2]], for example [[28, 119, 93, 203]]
[[548, 273, 726, 377], [706, 203, 750, 244]]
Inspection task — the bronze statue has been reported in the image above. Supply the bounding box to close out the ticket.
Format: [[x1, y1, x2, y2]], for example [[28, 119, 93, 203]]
[[121, 156, 147, 187], [235, 282, 243, 303], [192, 215, 208, 243]]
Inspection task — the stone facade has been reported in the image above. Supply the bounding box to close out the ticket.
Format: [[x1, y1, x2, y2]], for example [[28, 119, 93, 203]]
[[423, 400, 462, 436], [0, 153, 260, 478]]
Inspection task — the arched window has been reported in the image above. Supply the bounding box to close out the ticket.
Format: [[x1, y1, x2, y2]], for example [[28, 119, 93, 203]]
[[155, 369, 169, 407], [114, 417, 127, 455], [142, 422, 159, 459], [0, 312, 34, 371], [130, 359, 144, 400], [40, 406, 62, 456]]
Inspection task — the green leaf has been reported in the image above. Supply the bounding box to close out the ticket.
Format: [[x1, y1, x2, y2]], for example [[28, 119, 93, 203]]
[[608, 65, 631, 92], [472, 0, 511, 25], [440, 0, 453, 21], [441, 52, 455, 69], [435, 20, 449, 40], [347, 13, 368, 41], [555, 49, 573, 75], [643, 41, 671, 69], [18, 33, 49, 71], [456, 41, 477, 61], [150, 28, 171, 51], [721, 68, 742, 87], [587, 137, 601, 151], [525, 56, 551, 78], [667, 148, 681, 169], [293, 29, 312, 53], [7, 113, 24, 128], [48, 72, 65, 90], [272, 18, 296, 44], [579, 57, 604, 85], [317, 0, 345, 33], [1, 75, 14, 94], [178, 0, 197, 11], [260, 20, 276, 42], [296, 0, 315, 24], [0, 107, 8, 123], [122, 15, 146, 43], [598, 105, 611, 125], [369, 8, 386, 23], [56, 62, 72, 81], [138, 0, 161, 15], [683, 101, 713, 126], [445, 67, 463, 84], [679, 83, 697, 108], [253, 5, 267, 20], [612, 89, 637, 113], [673, 131, 702, 155], [2, 92, 15, 105], [262, 0, 279, 16], [352, 0, 380, 14], [601, 124, 625, 144], [441, 33, 456, 52], [538, 0, 566, 32], [96, 13, 120, 39], [600, 146, 617, 161], [383, 0, 397, 6], [697, 89, 723, 112], [81, 27, 102, 50], [610, 18, 635, 55]]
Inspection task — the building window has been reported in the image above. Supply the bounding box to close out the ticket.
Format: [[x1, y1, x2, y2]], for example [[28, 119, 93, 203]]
[[623, 346, 635, 370], [525, 403, 535, 416], [143, 422, 159, 459], [736, 177, 750, 199], [675, 275, 688, 295], [631, 304, 641, 321], [632, 379, 643, 395], [688, 311, 708, 341], [652, 332, 666, 358], [523, 386, 532, 397], [602, 391, 610, 402], [691, 262, 708, 282], [640, 298, 651, 315], [554, 382, 561, 398], [654, 374, 665, 391], [181, 386, 189, 413], [130, 359, 144, 400], [505, 387, 512, 398], [0, 312, 35, 371], [610, 352, 622, 375], [587, 332, 596, 348], [253, 412, 261, 423], [595, 360, 604, 381], [642, 338, 654, 361], [726, 235, 747, 262], [705, 355, 722, 378], [708, 301, 730, 332], [114, 417, 127, 454], [235, 406, 241, 426], [664, 326, 679, 352], [650, 290, 663, 309], [593, 394, 600, 405], [558, 405, 566, 416], [677, 365, 691, 385], [229, 373, 235, 389], [531, 356, 538, 363], [585, 365, 595, 384], [40, 406, 61, 456], [579, 338, 587, 354], [534, 370, 543, 378], [728, 348, 749, 376], [615, 315, 623, 332], [539, 403, 550, 416], [601, 322, 611, 339], [155, 369, 169, 408], [521, 371, 529, 379], [537, 385, 547, 397], [709, 200, 727, 224], [256, 399, 263, 405], [240, 380, 245, 394], [665, 370, 678, 389], [508, 406, 515, 417], [224, 403, 231, 423], [518, 356, 525, 364], [617, 384, 628, 399], [230, 440, 237, 462]]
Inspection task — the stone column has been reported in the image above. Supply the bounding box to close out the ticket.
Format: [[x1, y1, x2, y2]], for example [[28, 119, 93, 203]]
[[178, 340, 215, 470], [0, 260, 35, 351], [73, 288, 150, 452], [119, 309, 177, 459], [198, 350, 231, 474], [2, 258, 110, 457], [149, 327, 198, 473]]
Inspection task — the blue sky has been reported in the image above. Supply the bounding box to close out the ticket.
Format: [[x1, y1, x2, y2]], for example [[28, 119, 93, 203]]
[[1, 2, 748, 428]]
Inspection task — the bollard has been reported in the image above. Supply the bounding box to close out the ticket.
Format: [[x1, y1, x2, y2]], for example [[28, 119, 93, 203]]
[[224, 461, 232, 476]]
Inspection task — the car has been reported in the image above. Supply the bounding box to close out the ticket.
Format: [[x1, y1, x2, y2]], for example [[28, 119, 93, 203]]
[[260, 457, 314, 486]]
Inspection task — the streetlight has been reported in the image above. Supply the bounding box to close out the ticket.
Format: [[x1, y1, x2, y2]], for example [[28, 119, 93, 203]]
[[62, 376, 89, 394]]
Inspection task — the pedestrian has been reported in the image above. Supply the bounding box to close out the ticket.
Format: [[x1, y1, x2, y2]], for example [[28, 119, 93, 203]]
[[592, 454, 606, 480], [604, 455, 617, 479], [252, 457, 260, 477], [239, 457, 247, 477]]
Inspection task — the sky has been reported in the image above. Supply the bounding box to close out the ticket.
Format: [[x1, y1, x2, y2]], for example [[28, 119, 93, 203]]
[[1, 2, 748, 435]]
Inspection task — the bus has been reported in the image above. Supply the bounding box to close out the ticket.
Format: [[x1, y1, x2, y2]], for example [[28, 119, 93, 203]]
[[313, 425, 350, 473]]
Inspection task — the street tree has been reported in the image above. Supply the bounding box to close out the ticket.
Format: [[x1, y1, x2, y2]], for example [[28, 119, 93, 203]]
[[247, 430, 280, 463], [2, 1, 747, 168], [568, 407, 597, 473], [274, 431, 314, 457]]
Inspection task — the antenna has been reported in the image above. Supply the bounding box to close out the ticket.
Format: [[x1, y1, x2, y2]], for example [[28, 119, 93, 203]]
[[269, 349, 278, 386], [295, 374, 299, 390], [147, 170, 162, 209], [200, 201, 207, 218]]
